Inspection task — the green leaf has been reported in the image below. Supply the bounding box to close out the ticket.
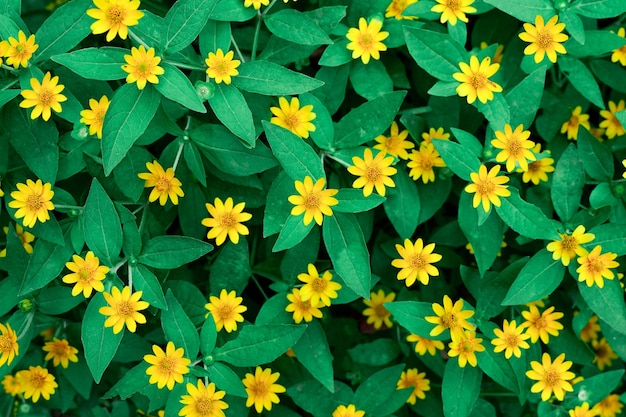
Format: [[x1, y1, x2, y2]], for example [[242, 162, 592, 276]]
[[0, 89, 18, 110], [403, 26, 468, 81], [34, 0, 91, 62], [82, 293, 123, 383], [293, 320, 334, 392], [573, 370, 625, 405], [590, 60, 626, 94], [273, 214, 314, 252], [559, 56, 604, 108], [559, 10, 584, 44], [155, 63, 206, 113], [477, 347, 518, 394], [349, 338, 399, 367], [428, 80, 458, 97], [551, 144, 584, 222], [199, 19, 231, 56], [570, 0, 626, 18], [354, 364, 406, 414], [163, 0, 216, 53], [385, 301, 448, 340], [0, 279, 18, 317], [163, 289, 201, 360], [207, 0, 256, 21], [432, 139, 481, 181], [501, 249, 565, 306], [209, 239, 251, 295], [214, 323, 306, 366], [383, 168, 420, 238], [51, 47, 128, 81], [450, 128, 483, 157], [577, 128, 613, 181], [578, 279, 626, 336], [102, 84, 160, 175], [105, 361, 150, 399], [183, 142, 207, 186], [474, 259, 525, 320], [300, 93, 334, 151], [506, 69, 546, 129], [264, 9, 331, 46], [442, 360, 482, 417], [204, 362, 247, 397], [113, 146, 152, 202], [263, 120, 324, 181], [200, 314, 217, 356], [589, 223, 626, 256], [565, 30, 626, 58], [334, 90, 406, 148], [19, 235, 73, 296], [475, 94, 511, 130], [36, 286, 83, 315], [334, 189, 385, 213], [233, 60, 324, 96], [482, 0, 554, 22], [349, 60, 393, 100], [322, 212, 371, 299], [318, 39, 353, 67], [495, 188, 560, 240], [83, 178, 122, 264], [137, 236, 213, 269], [312, 64, 350, 115], [208, 83, 256, 147], [131, 264, 167, 310]]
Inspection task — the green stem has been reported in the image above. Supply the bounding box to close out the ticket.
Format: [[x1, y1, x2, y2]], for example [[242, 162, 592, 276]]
[[138, 202, 149, 234], [16, 312, 35, 342], [128, 29, 149, 49], [128, 263, 134, 291], [250, 274, 269, 301], [251, 12, 263, 61], [230, 34, 246, 63], [172, 141, 185, 172], [54, 204, 84, 211], [262, 0, 279, 15], [165, 60, 205, 71], [109, 258, 128, 274]]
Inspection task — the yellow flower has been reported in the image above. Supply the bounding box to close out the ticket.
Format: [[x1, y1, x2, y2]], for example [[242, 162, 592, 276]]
[[561, 106, 591, 140], [122, 45, 164, 90], [480, 41, 504, 64], [611, 28, 626, 66], [407, 144, 446, 184], [201, 197, 252, 246], [86, 0, 144, 42], [0, 323, 18, 367], [270, 96, 316, 139], [491, 124, 536, 172], [464, 164, 510, 212], [3, 30, 38, 68], [19, 72, 67, 121], [546, 225, 595, 266], [137, 160, 184, 206], [285, 288, 323, 324], [526, 353, 575, 401], [288, 176, 338, 226], [521, 305, 563, 344], [144, 341, 191, 390], [346, 17, 389, 64], [374, 121, 415, 159], [8, 179, 55, 228], [179, 380, 228, 417], [397, 368, 430, 404], [424, 295, 475, 339], [431, 0, 476, 25], [2, 375, 20, 396], [593, 394, 623, 417], [421, 127, 450, 145], [569, 402, 596, 417], [205, 49, 240, 85], [579, 315, 600, 343], [491, 319, 530, 359], [242, 367, 286, 413], [16, 366, 58, 402], [363, 289, 395, 330], [348, 148, 397, 197], [521, 144, 554, 185], [576, 246, 619, 288], [62, 251, 110, 298], [332, 404, 365, 417], [592, 338, 618, 371], [99, 286, 150, 334], [599, 100, 626, 139], [453, 56, 502, 104], [385, 0, 418, 20], [447, 331, 485, 367], [0, 224, 35, 257], [40, 327, 55, 342], [42, 338, 79, 368], [406, 334, 445, 356], [391, 238, 442, 286], [297, 264, 341, 307], [519, 15, 569, 63], [80, 95, 110, 139], [243, 0, 269, 9], [204, 289, 247, 333]]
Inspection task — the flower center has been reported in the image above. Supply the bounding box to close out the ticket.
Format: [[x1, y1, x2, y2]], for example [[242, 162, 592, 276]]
[[159, 358, 174, 371], [544, 369, 560, 387], [155, 177, 171, 193], [216, 61, 228, 76], [537, 31, 553, 49], [441, 313, 457, 329], [285, 114, 300, 129], [446, 0, 460, 11], [385, 137, 399, 151], [304, 192, 320, 209], [596, 345, 608, 358], [366, 167, 381, 182], [311, 278, 327, 293], [586, 257, 604, 274], [359, 34, 373, 49], [38, 90, 53, 106], [462, 341, 473, 352], [560, 235, 577, 251], [568, 115, 579, 127], [117, 301, 134, 318], [470, 74, 487, 89], [251, 381, 269, 397], [30, 373, 46, 388], [527, 161, 541, 173], [507, 138, 522, 156], [0, 335, 13, 352], [374, 304, 389, 318], [195, 397, 214, 416], [533, 316, 546, 330], [218, 303, 234, 318], [505, 333, 518, 347], [27, 193, 43, 210], [16, 44, 24, 53], [220, 214, 235, 228], [476, 179, 495, 196], [410, 255, 425, 270], [107, 6, 124, 24], [137, 62, 150, 77], [420, 157, 433, 171]]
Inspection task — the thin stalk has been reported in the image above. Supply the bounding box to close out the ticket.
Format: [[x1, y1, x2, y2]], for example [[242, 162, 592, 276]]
[[231, 34, 246, 63], [172, 141, 185, 172], [250, 12, 263, 61]]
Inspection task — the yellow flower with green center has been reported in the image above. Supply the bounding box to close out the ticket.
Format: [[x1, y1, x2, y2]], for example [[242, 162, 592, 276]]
[[16, 366, 58, 402], [546, 225, 595, 266], [407, 144, 446, 184], [491, 124, 536, 172], [138, 160, 184, 206], [526, 353, 575, 401], [346, 17, 389, 64], [576, 246, 619, 288], [19, 72, 67, 121], [431, 0, 476, 25], [80, 95, 110, 139], [0, 323, 18, 367], [424, 295, 475, 339], [1, 375, 20, 396], [592, 338, 618, 371], [464, 164, 510, 212], [270, 96, 316, 139], [392, 238, 442, 286], [363, 289, 395, 330], [569, 402, 597, 417], [144, 341, 191, 390], [0, 224, 35, 257], [519, 15, 569, 63], [348, 148, 397, 197], [406, 334, 445, 356], [42, 338, 79, 369], [204, 289, 247, 333], [62, 251, 110, 297], [561, 106, 591, 140], [397, 368, 430, 404], [87, 0, 144, 42], [205, 49, 241, 85], [599, 100, 626, 139], [491, 319, 530, 359], [202, 197, 252, 246], [8, 179, 55, 228], [447, 331, 485, 367], [285, 288, 323, 324], [520, 305, 563, 344], [3, 30, 38, 68], [288, 176, 338, 226], [421, 127, 450, 145], [242, 367, 286, 413], [243, 0, 269, 9], [99, 286, 150, 334], [332, 404, 365, 417], [611, 27, 626, 66], [179, 380, 228, 417], [593, 394, 623, 417], [579, 314, 600, 343], [374, 121, 415, 160], [385, 0, 418, 20], [122, 45, 165, 90], [453, 56, 502, 104], [297, 263, 342, 307]]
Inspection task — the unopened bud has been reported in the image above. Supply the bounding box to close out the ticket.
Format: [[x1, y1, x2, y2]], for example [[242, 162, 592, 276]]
[[195, 81, 214, 101], [18, 299, 33, 313]]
